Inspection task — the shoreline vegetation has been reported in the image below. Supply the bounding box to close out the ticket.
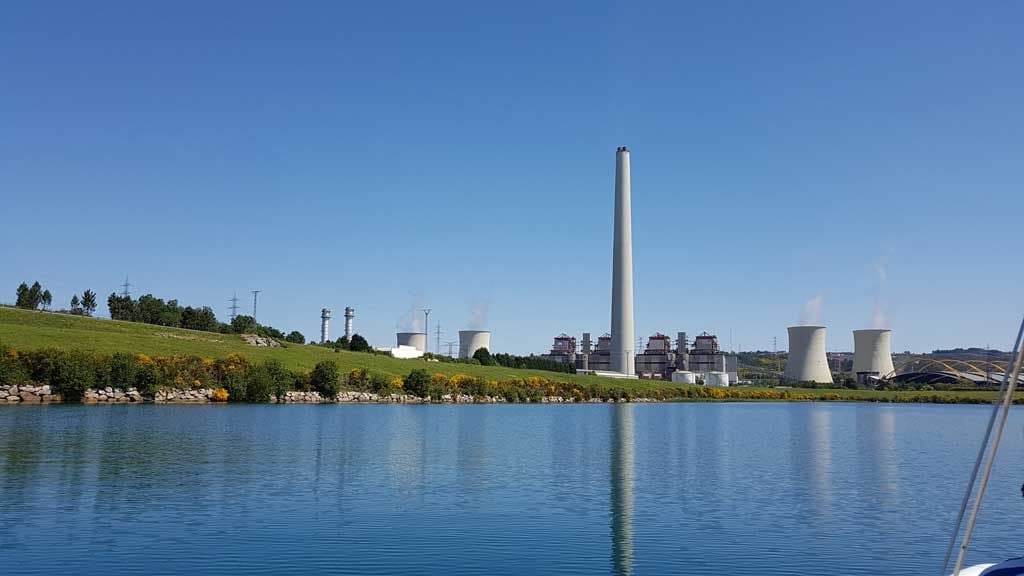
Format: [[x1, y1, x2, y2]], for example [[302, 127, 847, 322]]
[[0, 307, 1014, 406]]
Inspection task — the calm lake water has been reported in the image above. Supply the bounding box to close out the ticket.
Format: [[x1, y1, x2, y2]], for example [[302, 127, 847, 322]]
[[2, 403, 1023, 575]]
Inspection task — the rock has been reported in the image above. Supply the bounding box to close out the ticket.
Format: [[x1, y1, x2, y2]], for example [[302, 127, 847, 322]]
[[19, 392, 40, 404], [104, 387, 113, 394], [39, 385, 51, 395]]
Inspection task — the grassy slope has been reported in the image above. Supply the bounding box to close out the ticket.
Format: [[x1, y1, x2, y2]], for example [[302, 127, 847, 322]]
[[0, 307, 1005, 403], [0, 307, 663, 390]]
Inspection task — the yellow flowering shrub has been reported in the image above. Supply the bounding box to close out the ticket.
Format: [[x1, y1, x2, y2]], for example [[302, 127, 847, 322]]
[[211, 388, 229, 402]]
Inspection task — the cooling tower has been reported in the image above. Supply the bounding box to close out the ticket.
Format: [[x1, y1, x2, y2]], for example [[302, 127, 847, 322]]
[[397, 332, 427, 353], [610, 146, 635, 376], [853, 329, 895, 380], [459, 330, 491, 359], [784, 326, 833, 384]]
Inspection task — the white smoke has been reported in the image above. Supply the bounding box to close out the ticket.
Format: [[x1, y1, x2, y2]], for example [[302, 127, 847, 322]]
[[799, 294, 823, 326], [468, 302, 488, 330], [397, 293, 426, 332], [871, 260, 889, 329]]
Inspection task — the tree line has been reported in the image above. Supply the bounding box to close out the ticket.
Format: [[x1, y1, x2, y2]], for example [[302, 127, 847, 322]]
[[15, 281, 97, 316]]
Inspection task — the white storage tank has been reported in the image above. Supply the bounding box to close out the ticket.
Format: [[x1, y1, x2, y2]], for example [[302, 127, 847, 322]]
[[671, 371, 697, 384], [705, 371, 730, 387], [459, 330, 491, 359], [397, 332, 427, 353]]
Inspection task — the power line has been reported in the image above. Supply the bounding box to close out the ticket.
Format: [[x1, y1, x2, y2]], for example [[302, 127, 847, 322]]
[[444, 341, 457, 358], [251, 290, 261, 325], [435, 323, 442, 356], [229, 293, 240, 321], [120, 276, 132, 298]]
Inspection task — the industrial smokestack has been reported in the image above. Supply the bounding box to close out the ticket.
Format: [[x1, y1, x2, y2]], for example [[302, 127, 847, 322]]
[[459, 330, 491, 359], [853, 329, 895, 383], [320, 308, 331, 344], [611, 146, 635, 376], [784, 326, 833, 384], [344, 307, 355, 339], [397, 332, 427, 353]]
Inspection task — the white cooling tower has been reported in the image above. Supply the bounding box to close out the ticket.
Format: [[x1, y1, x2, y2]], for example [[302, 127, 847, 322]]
[[784, 326, 834, 384], [397, 332, 427, 353], [459, 330, 491, 359], [853, 329, 895, 381]]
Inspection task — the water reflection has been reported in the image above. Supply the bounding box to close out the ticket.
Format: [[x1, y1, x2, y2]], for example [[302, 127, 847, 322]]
[[790, 405, 833, 515], [610, 403, 635, 576]]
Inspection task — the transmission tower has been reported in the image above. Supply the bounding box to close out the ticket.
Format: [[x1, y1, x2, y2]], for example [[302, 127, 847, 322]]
[[120, 276, 132, 298], [445, 341, 457, 358], [435, 323, 442, 356], [422, 308, 431, 353], [229, 293, 240, 321], [251, 290, 261, 325]]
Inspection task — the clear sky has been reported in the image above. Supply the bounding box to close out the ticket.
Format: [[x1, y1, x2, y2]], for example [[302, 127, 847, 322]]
[[2, 1, 1022, 354]]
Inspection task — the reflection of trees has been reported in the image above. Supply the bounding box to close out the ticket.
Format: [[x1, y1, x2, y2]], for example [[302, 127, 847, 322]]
[[610, 403, 635, 576]]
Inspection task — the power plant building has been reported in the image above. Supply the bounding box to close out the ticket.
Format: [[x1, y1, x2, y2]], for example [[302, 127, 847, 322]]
[[545, 330, 738, 384]]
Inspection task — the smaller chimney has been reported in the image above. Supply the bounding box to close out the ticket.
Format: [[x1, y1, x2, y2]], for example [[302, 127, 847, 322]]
[[321, 308, 332, 344], [344, 307, 355, 339]]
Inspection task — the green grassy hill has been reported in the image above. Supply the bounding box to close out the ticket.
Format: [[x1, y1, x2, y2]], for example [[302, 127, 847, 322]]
[[0, 306, 644, 387]]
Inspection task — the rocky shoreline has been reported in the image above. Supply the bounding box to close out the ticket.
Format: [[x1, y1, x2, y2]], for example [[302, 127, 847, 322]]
[[0, 384, 657, 405]]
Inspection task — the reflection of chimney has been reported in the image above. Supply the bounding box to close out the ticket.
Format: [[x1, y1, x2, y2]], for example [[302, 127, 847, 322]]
[[320, 308, 331, 344], [611, 403, 635, 576], [611, 147, 635, 376]]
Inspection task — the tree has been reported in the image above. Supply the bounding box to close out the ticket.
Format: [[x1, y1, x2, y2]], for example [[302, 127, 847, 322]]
[[231, 315, 257, 334], [310, 361, 340, 398], [285, 331, 305, 344], [70, 294, 82, 314], [181, 306, 218, 332], [108, 293, 136, 321], [15, 281, 44, 310], [348, 334, 371, 353], [473, 347, 494, 366], [80, 290, 97, 316], [15, 283, 29, 308], [41, 290, 52, 310], [335, 335, 350, 350], [27, 282, 42, 309]]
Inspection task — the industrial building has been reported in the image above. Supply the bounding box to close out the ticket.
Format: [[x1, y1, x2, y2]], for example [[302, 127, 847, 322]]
[[544, 330, 738, 384]]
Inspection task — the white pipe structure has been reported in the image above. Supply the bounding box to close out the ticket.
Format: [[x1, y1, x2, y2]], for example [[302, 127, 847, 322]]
[[853, 329, 895, 378], [320, 308, 331, 344], [784, 326, 834, 384], [397, 332, 427, 353], [459, 330, 491, 359], [344, 307, 354, 339], [610, 146, 635, 376]]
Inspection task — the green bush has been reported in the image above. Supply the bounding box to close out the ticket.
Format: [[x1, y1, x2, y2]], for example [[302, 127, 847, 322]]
[[244, 363, 275, 403], [105, 352, 137, 389], [260, 359, 291, 400], [311, 360, 340, 398], [404, 369, 430, 397], [49, 351, 96, 401]]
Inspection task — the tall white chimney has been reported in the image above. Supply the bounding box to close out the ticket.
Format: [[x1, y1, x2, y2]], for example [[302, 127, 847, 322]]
[[611, 146, 635, 375], [320, 308, 331, 344], [344, 307, 355, 339]]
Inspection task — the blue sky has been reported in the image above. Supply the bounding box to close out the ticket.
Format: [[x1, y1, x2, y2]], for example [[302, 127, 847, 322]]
[[2, 1, 1022, 354]]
